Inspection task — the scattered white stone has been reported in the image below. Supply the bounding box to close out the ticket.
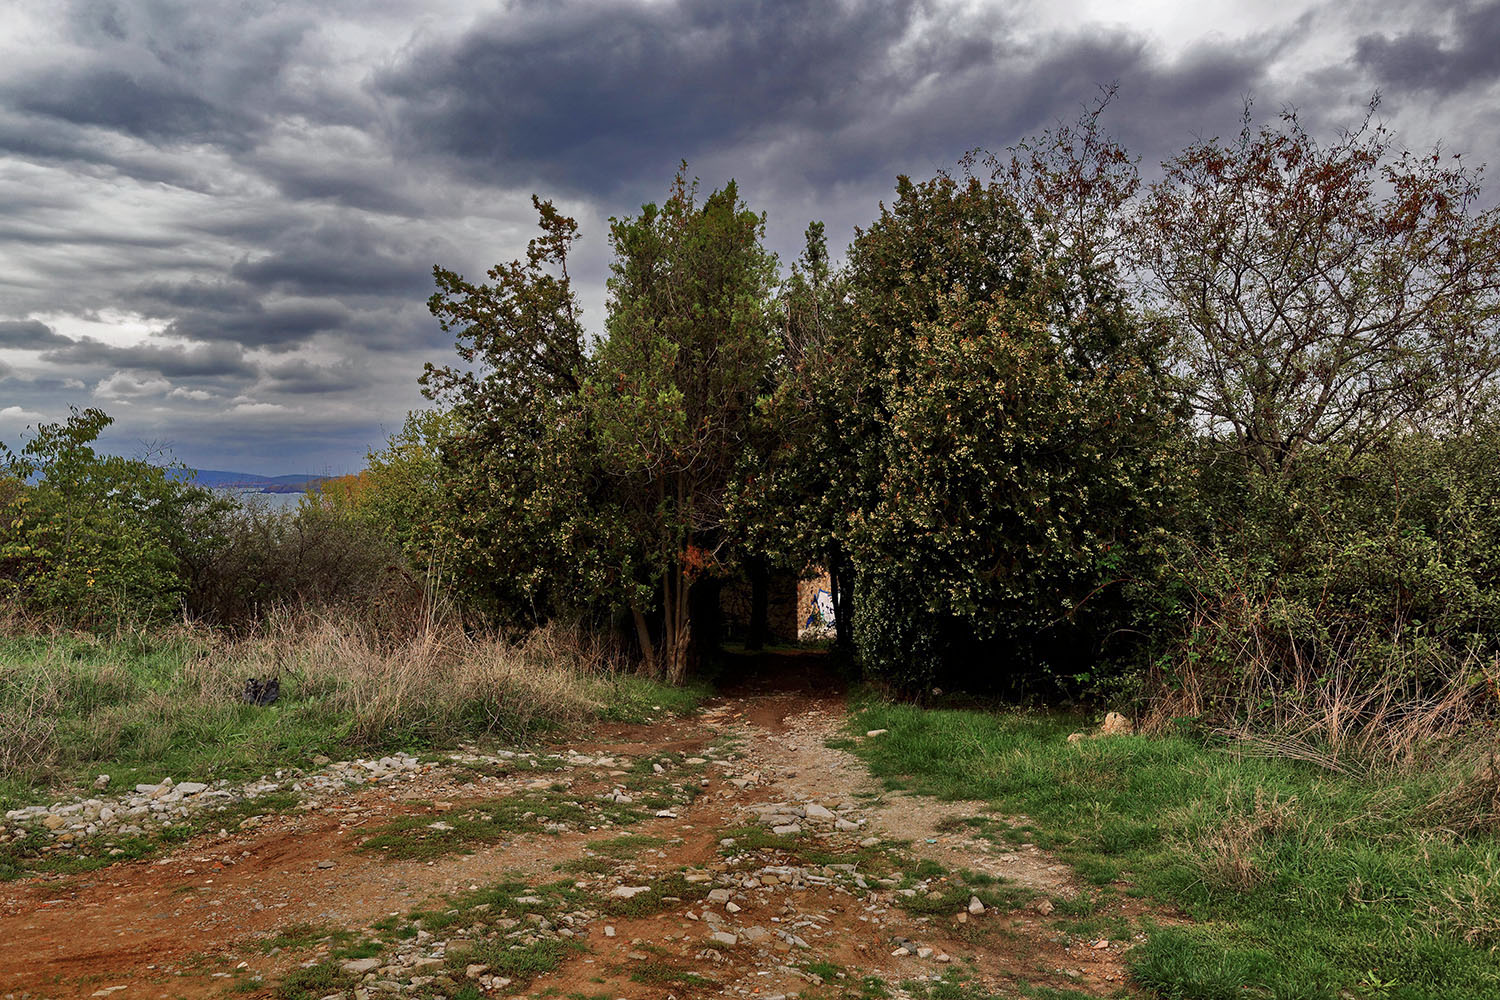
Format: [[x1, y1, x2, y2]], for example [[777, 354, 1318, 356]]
[[709, 931, 737, 947], [865, 729, 889, 737], [610, 886, 651, 899], [968, 896, 985, 915]]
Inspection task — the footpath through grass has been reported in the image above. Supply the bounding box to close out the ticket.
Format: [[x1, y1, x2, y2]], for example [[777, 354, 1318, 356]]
[[848, 700, 1500, 1000]]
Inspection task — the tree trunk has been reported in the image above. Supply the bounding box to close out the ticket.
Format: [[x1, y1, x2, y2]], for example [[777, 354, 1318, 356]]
[[630, 606, 658, 677], [746, 554, 770, 651]]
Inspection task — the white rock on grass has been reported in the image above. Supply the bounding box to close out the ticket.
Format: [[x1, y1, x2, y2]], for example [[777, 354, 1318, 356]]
[[610, 886, 650, 899]]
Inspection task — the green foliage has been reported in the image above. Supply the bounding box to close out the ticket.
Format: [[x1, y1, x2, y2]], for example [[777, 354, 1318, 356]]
[[579, 168, 780, 677], [310, 408, 456, 571], [420, 195, 593, 620], [837, 167, 1183, 692], [1147, 428, 1500, 728], [0, 407, 230, 627]]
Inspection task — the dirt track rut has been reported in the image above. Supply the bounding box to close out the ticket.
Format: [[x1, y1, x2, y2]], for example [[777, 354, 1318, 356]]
[[1, 664, 1144, 999]]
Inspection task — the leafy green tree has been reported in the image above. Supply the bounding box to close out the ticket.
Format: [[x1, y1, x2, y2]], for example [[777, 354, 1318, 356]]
[[582, 171, 780, 679], [310, 408, 457, 571], [836, 162, 1183, 692], [420, 197, 594, 619], [728, 221, 858, 647], [423, 173, 780, 676]]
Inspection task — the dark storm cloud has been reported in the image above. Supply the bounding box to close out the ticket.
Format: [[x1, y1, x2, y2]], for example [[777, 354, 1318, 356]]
[[40, 338, 251, 378], [1355, 1, 1500, 96], [13, 69, 255, 148], [375, 0, 974, 193], [231, 243, 430, 298], [164, 301, 352, 349], [0, 320, 72, 349], [374, 0, 1286, 202], [1, 0, 1495, 473], [126, 278, 354, 349]]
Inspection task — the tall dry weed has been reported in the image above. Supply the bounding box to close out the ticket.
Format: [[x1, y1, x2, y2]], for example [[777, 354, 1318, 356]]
[[196, 610, 623, 745], [1143, 601, 1496, 777]]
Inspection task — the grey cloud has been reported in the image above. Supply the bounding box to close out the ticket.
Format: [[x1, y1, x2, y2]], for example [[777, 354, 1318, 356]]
[[229, 221, 435, 298], [40, 338, 252, 378], [376, 0, 956, 193], [374, 0, 1284, 205], [13, 69, 255, 148], [0, 320, 73, 349], [261, 358, 365, 394], [1355, 1, 1500, 95], [164, 302, 352, 349]]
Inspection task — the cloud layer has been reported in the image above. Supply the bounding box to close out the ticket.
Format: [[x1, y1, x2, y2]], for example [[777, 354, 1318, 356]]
[[1, 0, 1497, 472]]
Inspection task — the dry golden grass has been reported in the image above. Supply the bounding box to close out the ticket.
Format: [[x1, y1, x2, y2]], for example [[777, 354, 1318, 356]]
[[0, 608, 683, 804], [206, 610, 622, 743]]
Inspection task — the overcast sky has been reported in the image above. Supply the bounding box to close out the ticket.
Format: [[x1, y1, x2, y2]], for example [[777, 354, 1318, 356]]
[[0, 0, 1496, 474]]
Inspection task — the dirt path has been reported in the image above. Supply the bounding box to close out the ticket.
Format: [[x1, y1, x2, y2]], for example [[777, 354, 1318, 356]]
[[1, 660, 1144, 1000]]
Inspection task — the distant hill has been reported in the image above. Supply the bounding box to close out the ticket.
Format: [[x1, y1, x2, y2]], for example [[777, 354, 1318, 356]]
[[184, 470, 331, 493]]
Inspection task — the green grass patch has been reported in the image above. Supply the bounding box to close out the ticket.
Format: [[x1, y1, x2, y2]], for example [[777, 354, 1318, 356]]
[[850, 700, 1500, 1000], [587, 833, 667, 857], [628, 960, 717, 988], [594, 674, 710, 723], [0, 626, 708, 819], [260, 922, 353, 954], [359, 793, 647, 860], [444, 937, 581, 986], [273, 961, 356, 1000]]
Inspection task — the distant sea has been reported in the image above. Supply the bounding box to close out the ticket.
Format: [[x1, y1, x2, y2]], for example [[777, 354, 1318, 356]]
[[223, 489, 306, 511]]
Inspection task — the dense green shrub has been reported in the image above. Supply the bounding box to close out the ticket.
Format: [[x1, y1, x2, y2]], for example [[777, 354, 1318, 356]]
[[1148, 429, 1500, 726], [0, 408, 228, 627]]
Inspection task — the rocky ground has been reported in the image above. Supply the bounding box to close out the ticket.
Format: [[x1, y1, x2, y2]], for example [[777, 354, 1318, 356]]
[[0, 657, 1149, 1000]]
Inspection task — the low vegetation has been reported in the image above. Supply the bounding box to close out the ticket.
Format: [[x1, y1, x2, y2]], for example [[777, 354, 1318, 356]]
[[849, 700, 1500, 1000], [0, 615, 703, 813]]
